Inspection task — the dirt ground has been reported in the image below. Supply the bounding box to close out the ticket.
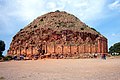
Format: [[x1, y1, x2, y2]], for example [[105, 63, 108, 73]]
[[0, 58, 120, 80]]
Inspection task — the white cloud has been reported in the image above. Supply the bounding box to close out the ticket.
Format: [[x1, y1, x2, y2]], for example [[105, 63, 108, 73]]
[[112, 33, 120, 37], [47, 2, 57, 10], [72, 0, 106, 21], [46, 0, 106, 22], [14, 0, 46, 21], [0, 0, 107, 22], [0, 0, 46, 35], [46, 1, 65, 11], [108, 0, 120, 10], [0, 0, 107, 35]]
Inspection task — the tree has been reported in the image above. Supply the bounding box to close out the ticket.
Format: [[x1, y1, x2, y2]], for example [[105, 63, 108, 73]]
[[0, 40, 5, 57], [55, 10, 60, 12], [109, 42, 120, 55]]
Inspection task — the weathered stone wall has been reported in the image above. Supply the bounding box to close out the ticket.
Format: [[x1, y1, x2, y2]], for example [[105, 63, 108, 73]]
[[7, 32, 108, 59], [7, 11, 108, 59]]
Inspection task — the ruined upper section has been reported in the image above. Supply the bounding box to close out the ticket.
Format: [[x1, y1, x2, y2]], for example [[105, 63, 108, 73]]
[[9, 11, 107, 50], [21, 11, 101, 35]]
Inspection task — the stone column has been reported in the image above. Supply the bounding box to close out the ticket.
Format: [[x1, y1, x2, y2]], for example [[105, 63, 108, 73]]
[[19, 46, 21, 55], [93, 45, 96, 53], [84, 44, 86, 53], [62, 45, 64, 54], [106, 39, 108, 53], [101, 39, 104, 53], [79, 45, 81, 53], [103, 39, 105, 53], [31, 46, 33, 55], [97, 38, 102, 53], [81, 44, 84, 53], [77, 45, 79, 54], [70, 45, 72, 54], [95, 43, 97, 53], [86, 44, 89, 53], [104, 39, 108, 53], [53, 43, 56, 53], [45, 44, 47, 54], [25, 47, 27, 55], [16, 49, 18, 55], [90, 44, 92, 53], [83, 44, 85, 53]]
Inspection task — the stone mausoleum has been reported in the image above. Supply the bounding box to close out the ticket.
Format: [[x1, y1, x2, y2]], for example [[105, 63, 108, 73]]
[[7, 11, 108, 59]]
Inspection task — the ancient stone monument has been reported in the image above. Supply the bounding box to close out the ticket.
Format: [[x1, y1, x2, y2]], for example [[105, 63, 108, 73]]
[[7, 11, 108, 59]]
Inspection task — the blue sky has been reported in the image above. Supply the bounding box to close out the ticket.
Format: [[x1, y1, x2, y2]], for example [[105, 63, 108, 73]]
[[0, 0, 120, 55]]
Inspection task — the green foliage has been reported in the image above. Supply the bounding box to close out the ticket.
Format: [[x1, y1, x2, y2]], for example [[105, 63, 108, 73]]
[[81, 28, 84, 30], [40, 18, 43, 22], [20, 29, 23, 31], [69, 23, 75, 27], [0, 40, 5, 57], [109, 46, 114, 53], [55, 10, 60, 12], [34, 25, 37, 28], [0, 40, 5, 51], [3, 56, 13, 61], [109, 42, 120, 55], [90, 27, 100, 34], [91, 27, 96, 31], [58, 22, 66, 27], [0, 56, 3, 60]]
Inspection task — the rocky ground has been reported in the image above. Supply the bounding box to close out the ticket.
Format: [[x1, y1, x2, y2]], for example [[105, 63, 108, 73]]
[[0, 57, 120, 80]]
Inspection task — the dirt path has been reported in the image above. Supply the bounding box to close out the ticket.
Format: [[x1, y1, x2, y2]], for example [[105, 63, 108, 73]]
[[0, 58, 120, 80]]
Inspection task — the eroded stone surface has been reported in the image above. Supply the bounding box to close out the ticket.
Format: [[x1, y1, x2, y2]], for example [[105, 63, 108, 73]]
[[7, 11, 108, 59]]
